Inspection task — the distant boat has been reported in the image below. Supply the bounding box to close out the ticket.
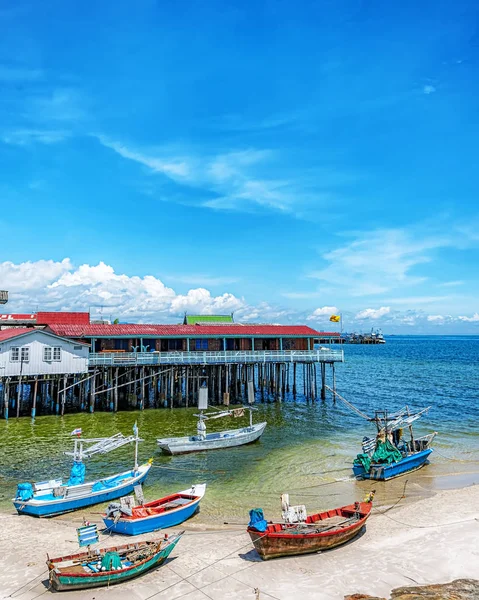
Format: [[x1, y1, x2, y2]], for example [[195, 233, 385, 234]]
[[47, 532, 183, 591], [247, 493, 374, 560], [13, 425, 151, 517], [102, 484, 206, 535], [157, 405, 266, 455], [352, 407, 437, 481]]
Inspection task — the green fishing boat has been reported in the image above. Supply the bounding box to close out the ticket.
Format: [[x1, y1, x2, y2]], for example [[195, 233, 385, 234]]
[[47, 531, 183, 591]]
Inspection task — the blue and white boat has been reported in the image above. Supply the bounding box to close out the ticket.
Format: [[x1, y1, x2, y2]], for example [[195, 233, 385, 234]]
[[102, 483, 206, 535], [352, 407, 437, 481], [13, 425, 152, 517]]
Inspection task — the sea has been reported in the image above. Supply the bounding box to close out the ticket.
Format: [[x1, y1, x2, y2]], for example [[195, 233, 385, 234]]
[[0, 335, 478, 524]]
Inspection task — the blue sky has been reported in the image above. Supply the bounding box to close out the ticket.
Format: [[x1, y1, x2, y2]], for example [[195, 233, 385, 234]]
[[1, 0, 479, 333]]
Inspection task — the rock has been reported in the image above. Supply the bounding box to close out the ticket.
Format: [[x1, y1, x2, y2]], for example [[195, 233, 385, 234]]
[[345, 579, 479, 600]]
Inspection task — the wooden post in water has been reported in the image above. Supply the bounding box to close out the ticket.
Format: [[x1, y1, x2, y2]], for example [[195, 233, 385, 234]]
[[16, 376, 22, 418], [320, 363, 326, 400], [3, 378, 10, 420], [293, 363, 297, 397], [90, 370, 96, 413], [61, 374, 67, 416], [114, 367, 119, 411]]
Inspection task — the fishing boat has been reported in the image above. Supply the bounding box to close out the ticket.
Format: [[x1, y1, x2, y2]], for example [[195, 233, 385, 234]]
[[247, 493, 374, 560], [47, 531, 183, 591], [353, 407, 437, 481], [102, 483, 206, 535], [157, 400, 266, 454], [13, 424, 152, 517]]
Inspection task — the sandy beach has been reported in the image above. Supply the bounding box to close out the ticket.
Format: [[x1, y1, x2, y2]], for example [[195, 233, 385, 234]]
[[1, 483, 478, 600]]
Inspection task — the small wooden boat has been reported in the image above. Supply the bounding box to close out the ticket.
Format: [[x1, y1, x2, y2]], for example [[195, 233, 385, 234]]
[[102, 483, 206, 535], [47, 532, 183, 591], [247, 499, 373, 560], [13, 425, 151, 517], [157, 403, 266, 455], [353, 407, 437, 481]]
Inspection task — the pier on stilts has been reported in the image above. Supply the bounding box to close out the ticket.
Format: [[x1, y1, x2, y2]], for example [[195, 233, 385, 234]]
[[0, 349, 343, 417]]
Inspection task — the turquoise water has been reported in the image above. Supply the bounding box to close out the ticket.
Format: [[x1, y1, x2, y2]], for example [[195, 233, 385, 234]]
[[0, 336, 478, 523]]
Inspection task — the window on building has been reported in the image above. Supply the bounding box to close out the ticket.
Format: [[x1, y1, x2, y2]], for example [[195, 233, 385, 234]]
[[53, 347, 61, 361], [21, 347, 30, 362], [10, 347, 19, 362], [73, 345, 83, 350], [44, 347, 53, 361], [168, 339, 183, 351], [195, 339, 208, 350]]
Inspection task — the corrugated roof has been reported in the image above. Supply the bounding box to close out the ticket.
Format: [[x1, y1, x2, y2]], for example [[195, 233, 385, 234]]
[[36, 312, 90, 325], [47, 323, 338, 337], [0, 328, 35, 341], [0, 327, 90, 345]]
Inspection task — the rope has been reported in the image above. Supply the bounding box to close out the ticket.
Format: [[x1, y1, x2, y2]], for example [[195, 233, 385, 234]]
[[6, 570, 48, 598], [324, 386, 370, 420]]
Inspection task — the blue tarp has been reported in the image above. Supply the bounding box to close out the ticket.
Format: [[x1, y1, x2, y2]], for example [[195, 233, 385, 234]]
[[68, 461, 86, 486], [248, 508, 268, 532], [92, 473, 127, 492], [16, 482, 34, 501]]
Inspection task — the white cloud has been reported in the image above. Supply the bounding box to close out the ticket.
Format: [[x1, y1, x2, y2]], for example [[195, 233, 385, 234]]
[[307, 306, 339, 320], [309, 227, 460, 298], [96, 136, 190, 178], [427, 315, 444, 322], [355, 307, 390, 319], [423, 85, 436, 94], [2, 259, 245, 321], [94, 136, 326, 214], [458, 313, 479, 322], [0, 258, 73, 291]]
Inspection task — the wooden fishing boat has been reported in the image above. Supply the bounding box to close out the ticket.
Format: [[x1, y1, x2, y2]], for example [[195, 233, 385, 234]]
[[102, 483, 206, 535], [247, 500, 373, 560], [47, 532, 183, 591], [352, 407, 437, 481], [157, 398, 266, 454], [13, 424, 151, 517]]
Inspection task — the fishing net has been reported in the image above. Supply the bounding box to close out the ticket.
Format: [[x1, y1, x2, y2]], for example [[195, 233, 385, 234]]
[[101, 551, 122, 571]]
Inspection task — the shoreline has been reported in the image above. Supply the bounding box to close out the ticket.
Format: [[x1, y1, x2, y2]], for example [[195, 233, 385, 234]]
[[1, 483, 478, 600]]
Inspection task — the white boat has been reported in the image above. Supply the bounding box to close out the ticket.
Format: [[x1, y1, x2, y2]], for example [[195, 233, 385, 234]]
[[157, 420, 267, 454], [157, 399, 267, 455], [13, 424, 151, 517]]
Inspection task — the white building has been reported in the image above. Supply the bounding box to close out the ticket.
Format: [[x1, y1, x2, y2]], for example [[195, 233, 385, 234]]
[[0, 328, 89, 377]]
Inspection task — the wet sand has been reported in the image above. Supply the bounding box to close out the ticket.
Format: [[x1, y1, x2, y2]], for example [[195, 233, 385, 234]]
[[1, 482, 478, 600]]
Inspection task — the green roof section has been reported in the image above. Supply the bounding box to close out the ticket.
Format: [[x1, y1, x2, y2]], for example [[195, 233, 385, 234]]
[[184, 314, 234, 325]]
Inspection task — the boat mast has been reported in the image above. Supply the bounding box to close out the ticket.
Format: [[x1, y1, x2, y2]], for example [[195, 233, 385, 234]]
[[133, 422, 139, 473]]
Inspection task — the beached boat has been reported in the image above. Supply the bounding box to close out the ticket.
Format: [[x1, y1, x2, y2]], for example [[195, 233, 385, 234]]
[[353, 408, 437, 481], [157, 405, 266, 455], [247, 494, 374, 560], [102, 483, 206, 535], [13, 424, 152, 517], [47, 532, 183, 591]]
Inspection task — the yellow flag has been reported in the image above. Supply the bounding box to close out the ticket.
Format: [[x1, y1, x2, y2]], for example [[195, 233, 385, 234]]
[[329, 315, 341, 322]]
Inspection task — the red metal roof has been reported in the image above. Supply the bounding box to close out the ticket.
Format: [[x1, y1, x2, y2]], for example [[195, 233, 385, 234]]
[[36, 312, 90, 325], [47, 323, 339, 337], [0, 328, 37, 341]]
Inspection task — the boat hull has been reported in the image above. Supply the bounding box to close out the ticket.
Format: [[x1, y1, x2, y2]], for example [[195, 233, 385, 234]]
[[102, 484, 206, 535], [157, 422, 267, 455], [352, 449, 432, 481], [248, 502, 372, 560], [13, 464, 151, 517], [48, 535, 181, 591]]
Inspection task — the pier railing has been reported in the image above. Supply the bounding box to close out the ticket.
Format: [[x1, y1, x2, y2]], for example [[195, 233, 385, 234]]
[[88, 349, 344, 367]]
